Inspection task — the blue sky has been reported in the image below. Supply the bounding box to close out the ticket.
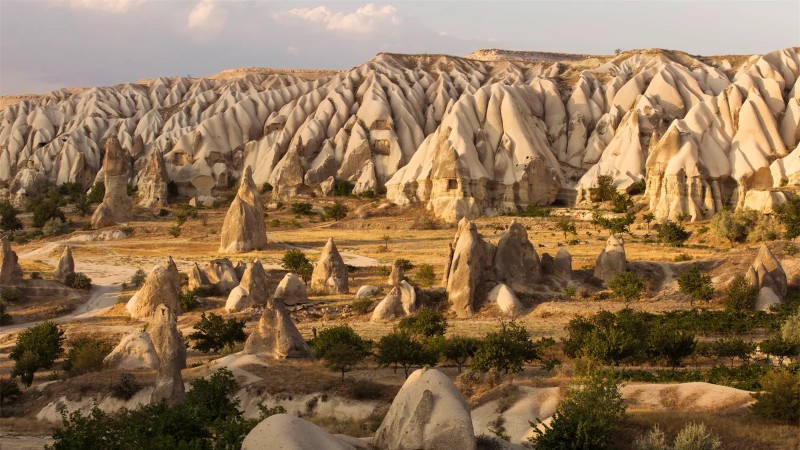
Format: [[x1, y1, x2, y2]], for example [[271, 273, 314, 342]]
[[1, 0, 798, 95]]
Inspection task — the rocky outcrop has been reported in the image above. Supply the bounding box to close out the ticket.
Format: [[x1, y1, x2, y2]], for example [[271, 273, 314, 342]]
[[747, 244, 788, 311], [137, 149, 169, 208], [356, 285, 382, 299], [225, 260, 269, 312], [149, 305, 186, 404], [188, 263, 211, 291], [594, 235, 627, 283], [126, 258, 181, 320], [218, 166, 267, 254], [242, 414, 361, 450], [374, 367, 476, 450], [443, 219, 495, 317], [371, 280, 416, 322], [53, 246, 74, 284], [91, 136, 132, 229], [494, 220, 541, 291], [243, 298, 313, 359], [553, 248, 573, 280], [103, 331, 159, 371], [0, 237, 23, 285], [310, 238, 348, 294], [273, 273, 307, 305], [486, 284, 522, 316], [388, 259, 404, 285], [202, 258, 239, 292]]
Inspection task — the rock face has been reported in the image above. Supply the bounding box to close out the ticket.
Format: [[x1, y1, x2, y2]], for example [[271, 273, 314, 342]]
[[243, 298, 313, 359], [371, 280, 416, 322], [374, 367, 476, 450], [149, 305, 186, 404], [137, 149, 169, 208], [53, 246, 74, 284], [310, 238, 349, 294], [91, 136, 132, 229], [224, 260, 269, 312], [594, 235, 627, 283], [273, 273, 308, 305], [0, 237, 23, 285], [126, 258, 181, 320], [388, 259, 404, 285], [188, 262, 211, 291], [104, 331, 159, 370], [202, 258, 240, 292], [553, 247, 573, 280], [486, 284, 522, 315], [219, 166, 267, 254], [356, 285, 382, 299], [494, 220, 541, 291], [748, 244, 788, 311], [242, 414, 359, 450]]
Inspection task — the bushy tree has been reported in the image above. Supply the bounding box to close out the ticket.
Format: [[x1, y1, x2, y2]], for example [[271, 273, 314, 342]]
[[592, 209, 635, 234], [31, 198, 65, 228], [442, 335, 480, 373], [398, 308, 447, 338], [42, 217, 69, 237], [608, 271, 645, 305], [642, 213, 655, 231], [555, 217, 577, 239], [610, 191, 634, 213], [470, 322, 539, 374], [290, 202, 313, 215], [529, 373, 626, 450], [189, 313, 246, 353], [775, 195, 800, 239], [65, 272, 92, 290], [648, 325, 696, 368], [310, 325, 371, 381], [677, 265, 714, 307], [0, 201, 22, 231], [281, 249, 313, 282], [322, 201, 348, 221], [375, 332, 438, 378], [657, 220, 690, 246], [129, 268, 147, 287], [86, 182, 105, 203], [414, 264, 436, 287], [723, 275, 758, 313], [10, 321, 65, 386], [751, 369, 800, 423], [63, 338, 113, 374], [711, 337, 755, 366], [710, 209, 753, 246], [0, 377, 21, 407], [589, 175, 616, 203]]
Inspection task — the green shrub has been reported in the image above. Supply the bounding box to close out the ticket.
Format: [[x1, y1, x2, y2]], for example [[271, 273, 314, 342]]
[[290, 202, 313, 215], [31, 199, 65, 228], [677, 265, 714, 307], [0, 201, 22, 231], [0, 377, 22, 407], [751, 369, 800, 423], [710, 209, 755, 246], [398, 308, 447, 338], [63, 338, 113, 374], [110, 373, 141, 400], [471, 322, 539, 374], [129, 269, 146, 287], [310, 325, 371, 381], [375, 332, 438, 377], [634, 425, 668, 450], [711, 337, 756, 366], [322, 202, 348, 221], [395, 258, 414, 271], [0, 300, 11, 325], [168, 225, 181, 237], [517, 204, 550, 218], [442, 335, 481, 373], [589, 174, 617, 203], [723, 275, 758, 313], [42, 217, 69, 237], [672, 422, 721, 450], [608, 271, 645, 304], [1, 287, 25, 303], [775, 195, 800, 239], [86, 182, 105, 203], [610, 191, 634, 213], [748, 215, 782, 242], [414, 264, 436, 287], [179, 290, 199, 312], [673, 253, 693, 262], [10, 321, 65, 386], [280, 249, 313, 282], [657, 220, 690, 246], [333, 180, 355, 197], [189, 313, 246, 353], [65, 272, 92, 290], [351, 298, 373, 315]]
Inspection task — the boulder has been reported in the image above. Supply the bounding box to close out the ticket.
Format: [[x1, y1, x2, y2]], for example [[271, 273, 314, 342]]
[[126, 258, 181, 320], [149, 305, 186, 404], [104, 331, 159, 370], [225, 260, 269, 312], [219, 166, 267, 253], [374, 367, 476, 450], [494, 220, 541, 289], [310, 238, 349, 294], [273, 273, 308, 305], [750, 244, 788, 311], [371, 280, 416, 322], [54, 246, 74, 284], [243, 298, 313, 359], [91, 136, 132, 229], [388, 259, 404, 285], [443, 219, 495, 317], [187, 262, 211, 291], [138, 149, 169, 208], [242, 414, 360, 450], [203, 258, 239, 291], [486, 284, 522, 315], [594, 235, 627, 283], [553, 247, 573, 280], [356, 285, 382, 299], [0, 237, 23, 285]]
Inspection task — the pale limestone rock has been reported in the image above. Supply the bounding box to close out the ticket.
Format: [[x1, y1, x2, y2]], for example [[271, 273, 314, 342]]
[[742, 189, 788, 214], [443, 219, 495, 317], [91, 136, 132, 229], [371, 280, 416, 322], [750, 244, 788, 311], [494, 220, 541, 291], [187, 262, 211, 291], [273, 273, 307, 306], [126, 258, 181, 320], [0, 237, 23, 285], [137, 149, 169, 208], [553, 247, 573, 280], [487, 284, 522, 316], [356, 285, 381, 299], [224, 260, 269, 312], [149, 305, 186, 404], [594, 235, 627, 283], [310, 238, 348, 294], [104, 331, 159, 371], [243, 298, 313, 359], [203, 258, 239, 291], [388, 259, 404, 285], [54, 246, 74, 284], [242, 414, 360, 450], [219, 166, 267, 254]]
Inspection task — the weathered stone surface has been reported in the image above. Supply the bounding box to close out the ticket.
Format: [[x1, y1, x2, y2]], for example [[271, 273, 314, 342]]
[[443, 219, 495, 317], [225, 260, 269, 312], [553, 247, 573, 280], [388, 259, 404, 286], [149, 305, 186, 404], [203, 258, 239, 292], [374, 367, 476, 450], [356, 285, 382, 299], [242, 414, 360, 450], [137, 149, 169, 208], [188, 262, 211, 291], [371, 280, 416, 322], [0, 237, 23, 285], [750, 244, 788, 311], [104, 331, 159, 371], [486, 283, 522, 315], [594, 235, 627, 283], [91, 136, 132, 229], [273, 272, 308, 305], [243, 298, 313, 359], [219, 166, 267, 253], [126, 258, 181, 320], [494, 220, 541, 290], [54, 246, 74, 284], [310, 238, 349, 294]]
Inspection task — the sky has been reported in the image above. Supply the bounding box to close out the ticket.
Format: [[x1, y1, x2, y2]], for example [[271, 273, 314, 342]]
[[1, 0, 798, 95]]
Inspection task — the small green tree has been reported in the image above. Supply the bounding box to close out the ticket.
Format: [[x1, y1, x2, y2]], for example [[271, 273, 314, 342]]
[[281, 249, 313, 282], [414, 264, 436, 287], [130, 268, 147, 287], [710, 209, 752, 246], [775, 195, 800, 240], [86, 182, 105, 203], [657, 220, 690, 246], [442, 335, 480, 373], [608, 271, 645, 306], [375, 332, 438, 378], [0, 201, 22, 231], [677, 265, 714, 307], [310, 325, 371, 381], [189, 313, 246, 353], [723, 275, 758, 313], [751, 369, 800, 423], [398, 308, 448, 338], [589, 175, 616, 203], [65, 272, 92, 290], [760, 335, 800, 365], [0, 377, 21, 407], [290, 202, 313, 215], [642, 213, 655, 231], [648, 325, 696, 368], [470, 322, 539, 374], [555, 217, 577, 240], [711, 337, 755, 367], [781, 310, 800, 345], [10, 321, 65, 386], [73, 194, 92, 216], [0, 300, 11, 325], [322, 202, 348, 221], [63, 338, 113, 374], [31, 198, 65, 228], [529, 373, 626, 450], [610, 191, 633, 213]]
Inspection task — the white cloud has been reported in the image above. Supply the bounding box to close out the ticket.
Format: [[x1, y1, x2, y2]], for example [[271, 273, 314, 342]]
[[66, 0, 145, 13], [276, 3, 400, 34], [187, 0, 227, 39]]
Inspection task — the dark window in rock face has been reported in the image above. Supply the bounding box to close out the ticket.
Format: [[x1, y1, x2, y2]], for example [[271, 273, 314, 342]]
[[373, 139, 391, 153], [448, 179, 458, 190], [372, 118, 390, 130]]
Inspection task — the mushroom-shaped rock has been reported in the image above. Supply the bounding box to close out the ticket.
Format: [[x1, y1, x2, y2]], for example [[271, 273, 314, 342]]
[[243, 298, 313, 359], [149, 305, 186, 404], [225, 260, 268, 312], [203, 258, 239, 292], [273, 273, 308, 306], [594, 235, 627, 283], [137, 149, 169, 208], [242, 414, 360, 450], [487, 284, 522, 316], [219, 166, 267, 253], [91, 137, 132, 229], [553, 248, 573, 280], [310, 238, 349, 294], [0, 237, 23, 285], [371, 280, 416, 322], [388, 259, 404, 285], [444, 219, 495, 317], [54, 246, 75, 284], [126, 258, 181, 320], [374, 367, 476, 450], [356, 285, 382, 299], [494, 220, 540, 289], [104, 331, 159, 370]]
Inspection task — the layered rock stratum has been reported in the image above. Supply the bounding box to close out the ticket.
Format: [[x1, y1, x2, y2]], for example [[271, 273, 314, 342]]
[[1, 48, 798, 222]]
